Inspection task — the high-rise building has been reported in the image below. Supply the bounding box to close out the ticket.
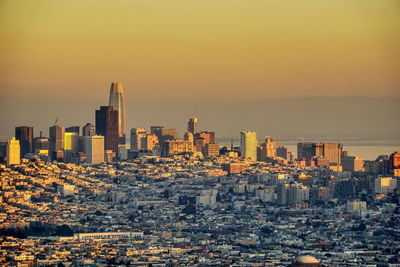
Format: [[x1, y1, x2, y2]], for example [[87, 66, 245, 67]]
[[375, 177, 397, 194], [86, 135, 104, 164], [33, 131, 49, 153], [297, 142, 342, 165], [15, 126, 33, 158], [66, 126, 80, 135], [194, 131, 215, 152], [130, 128, 147, 151], [202, 143, 220, 158], [82, 123, 96, 136], [96, 106, 119, 154], [342, 156, 364, 172], [162, 140, 193, 157], [108, 82, 126, 144], [140, 134, 159, 151], [188, 118, 198, 134], [7, 137, 20, 166], [49, 121, 65, 154], [277, 146, 288, 159], [151, 127, 178, 152], [64, 132, 78, 152], [257, 137, 277, 162], [240, 131, 257, 161]]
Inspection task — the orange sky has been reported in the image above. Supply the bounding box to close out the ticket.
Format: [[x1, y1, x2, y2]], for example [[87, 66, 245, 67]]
[[1, 0, 400, 100]]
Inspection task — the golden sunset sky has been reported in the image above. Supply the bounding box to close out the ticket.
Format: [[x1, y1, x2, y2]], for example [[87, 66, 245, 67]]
[[1, 0, 399, 100]]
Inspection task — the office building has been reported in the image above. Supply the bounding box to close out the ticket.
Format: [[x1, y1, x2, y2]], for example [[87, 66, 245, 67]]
[[202, 143, 220, 158], [374, 177, 397, 194], [130, 128, 147, 151], [33, 131, 49, 153], [162, 140, 193, 157], [195, 131, 215, 145], [15, 126, 33, 158], [7, 137, 20, 166], [82, 123, 96, 136], [49, 121, 64, 154], [342, 156, 364, 172], [151, 127, 178, 152], [297, 142, 343, 165], [86, 135, 104, 164], [109, 82, 126, 144], [187, 118, 198, 134], [240, 131, 257, 161], [96, 106, 119, 154], [222, 163, 245, 175], [141, 134, 159, 151], [257, 137, 277, 162], [65, 126, 80, 135], [64, 132, 78, 152], [277, 146, 288, 159]]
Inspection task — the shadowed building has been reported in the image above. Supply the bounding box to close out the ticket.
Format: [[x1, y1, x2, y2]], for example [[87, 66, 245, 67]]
[[82, 123, 96, 136], [187, 118, 198, 134], [151, 126, 178, 153], [109, 82, 126, 145], [130, 128, 147, 151], [15, 126, 33, 158], [49, 121, 64, 156], [66, 126, 80, 135], [96, 106, 118, 154]]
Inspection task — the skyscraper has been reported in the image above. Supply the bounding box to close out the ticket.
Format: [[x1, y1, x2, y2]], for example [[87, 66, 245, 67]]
[[257, 137, 277, 162], [15, 126, 33, 158], [188, 118, 198, 134], [66, 126, 80, 135], [130, 128, 147, 151], [82, 123, 96, 136], [86, 135, 104, 164], [240, 131, 257, 161], [7, 137, 20, 166], [96, 106, 118, 153], [108, 82, 126, 145], [49, 121, 65, 153]]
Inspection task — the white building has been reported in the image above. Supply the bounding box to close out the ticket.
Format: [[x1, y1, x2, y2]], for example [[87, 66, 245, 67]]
[[86, 135, 104, 164], [240, 131, 257, 161], [7, 137, 20, 166]]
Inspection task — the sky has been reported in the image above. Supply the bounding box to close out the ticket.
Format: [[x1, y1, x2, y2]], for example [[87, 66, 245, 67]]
[[0, 0, 399, 140]]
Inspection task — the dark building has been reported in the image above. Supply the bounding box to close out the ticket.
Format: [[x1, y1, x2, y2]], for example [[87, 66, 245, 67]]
[[33, 131, 50, 152], [82, 123, 96, 136], [277, 145, 288, 159], [66, 126, 80, 135], [187, 118, 197, 134], [15, 126, 34, 158], [96, 106, 119, 154], [151, 126, 178, 153], [49, 122, 64, 154]]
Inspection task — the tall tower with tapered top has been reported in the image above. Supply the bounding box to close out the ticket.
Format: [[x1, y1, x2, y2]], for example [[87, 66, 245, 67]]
[[108, 82, 126, 145]]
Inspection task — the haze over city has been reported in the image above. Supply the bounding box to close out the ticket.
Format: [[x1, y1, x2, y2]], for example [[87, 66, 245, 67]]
[[1, 0, 399, 141], [1, 1, 400, 266]]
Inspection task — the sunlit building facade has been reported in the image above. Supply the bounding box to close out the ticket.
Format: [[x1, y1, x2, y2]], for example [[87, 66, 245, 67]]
[[240, 131, 257, 161], [109, 82, 126, 145]]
